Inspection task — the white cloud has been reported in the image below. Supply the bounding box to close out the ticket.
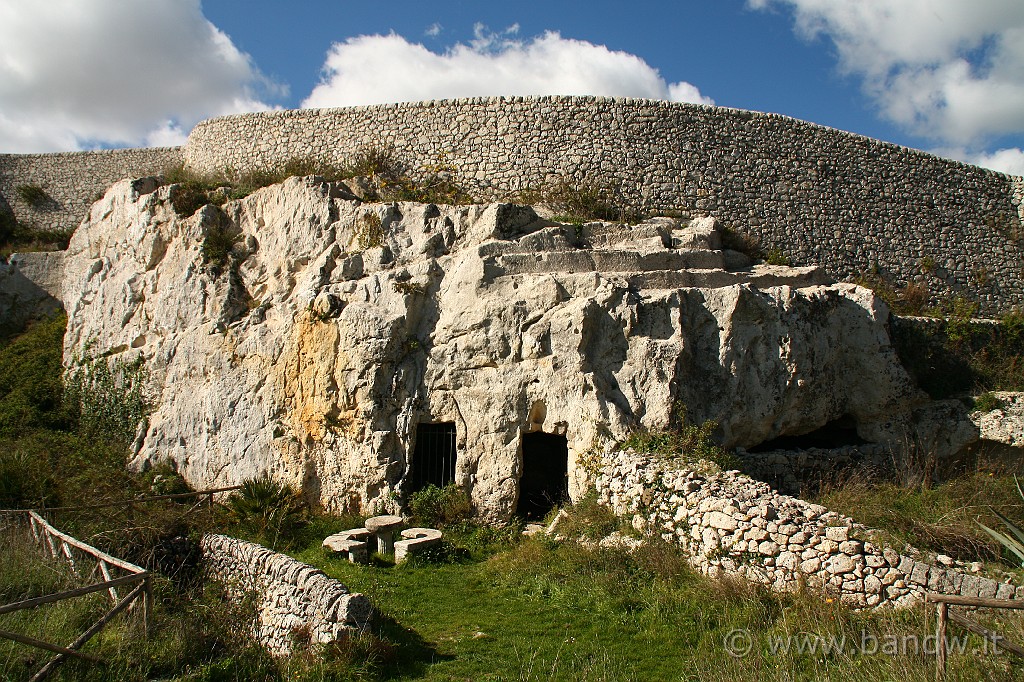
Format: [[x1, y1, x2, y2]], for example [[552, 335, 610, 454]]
[[749, 0, 1024, 146], [0, 0, 278, 152], [302, 29, 712, 109], [425, 23, 443, 38], [938, 146, 1024, 176]]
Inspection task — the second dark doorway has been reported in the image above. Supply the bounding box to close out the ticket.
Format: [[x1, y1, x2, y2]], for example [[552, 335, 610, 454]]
[[516, 431, 569, 521]]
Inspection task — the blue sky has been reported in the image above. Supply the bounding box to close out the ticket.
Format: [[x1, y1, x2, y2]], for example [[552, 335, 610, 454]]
[[2, 0, 1023, 174]]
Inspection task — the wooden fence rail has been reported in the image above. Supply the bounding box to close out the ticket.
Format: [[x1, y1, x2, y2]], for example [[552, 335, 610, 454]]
[[0, 484, 242, 680], [926, 592, 1024, 681], [0, 512, 150, 681]]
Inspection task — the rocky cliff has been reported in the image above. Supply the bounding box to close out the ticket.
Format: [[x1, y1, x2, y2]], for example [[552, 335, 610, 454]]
[[59, 176, 976, 519]]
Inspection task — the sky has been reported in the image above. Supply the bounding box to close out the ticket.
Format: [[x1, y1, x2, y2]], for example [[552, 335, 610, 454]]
[[1, 0, 1023, 175]]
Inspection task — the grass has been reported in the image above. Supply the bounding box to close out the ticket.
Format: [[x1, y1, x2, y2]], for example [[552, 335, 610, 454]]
[[889, 308, 1024, 398], [291, 498, 1024, 681], [6, 287, 1024, 680]]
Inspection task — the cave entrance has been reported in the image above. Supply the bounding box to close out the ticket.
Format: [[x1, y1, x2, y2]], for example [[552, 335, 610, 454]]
[[747, 415, 867, 452], [409, 422, 457, 492], [516, 431, 569, 521]]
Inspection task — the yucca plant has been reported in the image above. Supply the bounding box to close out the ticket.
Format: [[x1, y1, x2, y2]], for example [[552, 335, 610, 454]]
[[976, 476, 1024, 566]]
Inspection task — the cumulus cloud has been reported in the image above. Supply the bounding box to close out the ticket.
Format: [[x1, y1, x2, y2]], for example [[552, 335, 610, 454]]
[[937, 146, 1024, 177], [0, 0, 278, 152], [749, 0, 1024, 147], [302, 27, 712, 109]]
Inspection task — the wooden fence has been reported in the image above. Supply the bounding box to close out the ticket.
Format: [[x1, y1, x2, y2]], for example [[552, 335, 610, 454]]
[[926, 592, 1024, 681], [0, 485, 240, 681]]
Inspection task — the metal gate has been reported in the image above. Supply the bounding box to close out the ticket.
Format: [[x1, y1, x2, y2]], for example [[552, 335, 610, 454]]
[[409, 422, 457, 491]]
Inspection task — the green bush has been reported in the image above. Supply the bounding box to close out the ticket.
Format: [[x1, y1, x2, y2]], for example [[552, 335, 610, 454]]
[[617, 403, 738, 470], [226, 474, 306, 548], [408, 482, 472, 527], [973, 391, 1006, 413]]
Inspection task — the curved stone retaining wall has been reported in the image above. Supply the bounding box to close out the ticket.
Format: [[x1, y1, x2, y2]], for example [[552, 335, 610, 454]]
[[0, 147, 181, 233], [184, 96, 1024, 314], [595, 449, 1023, 608], [3, 97, 1023, 313], [201, 534, 372, 656]]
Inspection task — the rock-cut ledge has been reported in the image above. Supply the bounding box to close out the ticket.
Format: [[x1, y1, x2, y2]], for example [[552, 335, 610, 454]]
[[60, 175, 977, 520]]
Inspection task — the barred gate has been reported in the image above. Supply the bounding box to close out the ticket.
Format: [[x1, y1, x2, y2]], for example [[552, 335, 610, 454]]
[[409, 422, 457, 491]]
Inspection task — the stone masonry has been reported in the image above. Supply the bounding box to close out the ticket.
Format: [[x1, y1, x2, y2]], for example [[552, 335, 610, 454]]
[[1, 96, 1023, 313], [201, 534, 372, 656], [0, 147, 180, 234], [595, 449, 1024, 608]]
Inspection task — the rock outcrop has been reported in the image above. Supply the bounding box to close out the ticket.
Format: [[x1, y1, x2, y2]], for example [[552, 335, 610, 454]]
[[60, 176, 977, 519]]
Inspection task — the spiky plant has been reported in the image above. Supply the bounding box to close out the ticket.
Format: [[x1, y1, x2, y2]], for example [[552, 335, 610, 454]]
[[976, 476, 1024, 566]]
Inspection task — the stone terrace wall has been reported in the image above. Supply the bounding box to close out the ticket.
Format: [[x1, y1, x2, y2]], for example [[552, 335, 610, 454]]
[[596, 449, 1024, 609], [0, 147, 181, 234], [201, 534, 372, 656], [184, 96, 1024, 315]]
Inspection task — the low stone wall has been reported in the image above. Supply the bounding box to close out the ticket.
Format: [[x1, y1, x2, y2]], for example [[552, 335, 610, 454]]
[[0, 254, 63, 334], [595, 449, 1023, 608], [201, 534, 372, 656]]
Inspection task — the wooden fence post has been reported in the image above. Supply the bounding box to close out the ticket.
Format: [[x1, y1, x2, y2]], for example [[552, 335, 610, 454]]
[[936, 601, 948, 682]]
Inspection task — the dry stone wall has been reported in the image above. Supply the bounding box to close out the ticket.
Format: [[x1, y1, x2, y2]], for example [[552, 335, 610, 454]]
[[201, 534, 372, 656], [0, 147, 181, 233], [596, 449, 1024, 608], [184, 96, 1024, 315]]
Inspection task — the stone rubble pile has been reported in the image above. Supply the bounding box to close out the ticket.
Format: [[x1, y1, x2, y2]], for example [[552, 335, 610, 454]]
[[595, 449, 1024, 609], [201, 534, 372, 656]]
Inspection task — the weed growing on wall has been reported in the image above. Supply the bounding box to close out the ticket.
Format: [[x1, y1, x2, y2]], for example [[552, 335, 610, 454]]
[[519, 178, 638, 224], [356, 212, 385, 249], [617, 403, 738, 470], [14, 184, 53, 209]]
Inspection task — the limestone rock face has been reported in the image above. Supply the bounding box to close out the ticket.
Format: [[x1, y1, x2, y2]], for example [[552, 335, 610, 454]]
[[60, 176, 973, 520], [971, 392, 1024, 448]]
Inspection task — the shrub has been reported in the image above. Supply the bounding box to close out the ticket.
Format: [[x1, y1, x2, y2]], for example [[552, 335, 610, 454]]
[[973, 392, 1006, 413], [764, 248, 791, 266], [201, 211, 242, 269], [408, 482, 472, 527], [355, 212, 385, 249], [617, 403, 738, 470], [344, 144, 404, 180], [226, 474, 306, 548]]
